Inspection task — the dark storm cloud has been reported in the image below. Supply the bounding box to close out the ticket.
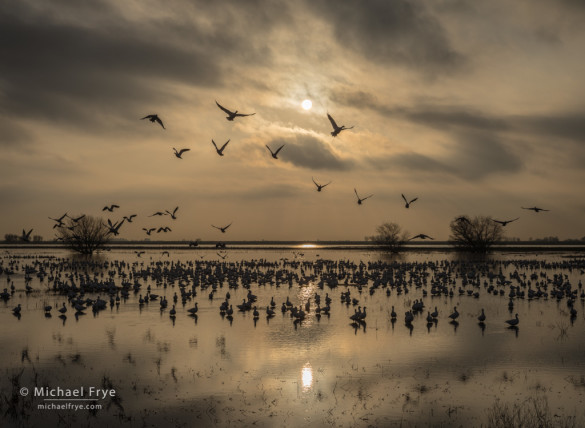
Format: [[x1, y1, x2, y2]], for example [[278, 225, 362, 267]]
[[0, 119, 32, 146], [267, 134, 354, 171], [0, 0, 288, 131], [306, 0, 464, 73]]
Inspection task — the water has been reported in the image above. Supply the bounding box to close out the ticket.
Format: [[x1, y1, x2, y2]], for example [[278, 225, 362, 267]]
[[1, 247, 585, 427]]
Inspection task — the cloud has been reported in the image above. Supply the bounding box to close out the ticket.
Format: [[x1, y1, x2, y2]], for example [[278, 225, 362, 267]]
[[267, 134, 354, 171], [306, 0, 465, 74]]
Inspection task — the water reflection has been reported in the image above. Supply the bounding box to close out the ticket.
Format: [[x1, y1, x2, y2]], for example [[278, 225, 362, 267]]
[[301, 363, 313, 391]]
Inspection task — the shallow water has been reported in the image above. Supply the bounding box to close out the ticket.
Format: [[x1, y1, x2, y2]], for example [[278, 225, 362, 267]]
[[1, 248, 585, 427]]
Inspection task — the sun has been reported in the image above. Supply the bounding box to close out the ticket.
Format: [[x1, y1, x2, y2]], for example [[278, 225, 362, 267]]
[[301, 99, 312, 110]]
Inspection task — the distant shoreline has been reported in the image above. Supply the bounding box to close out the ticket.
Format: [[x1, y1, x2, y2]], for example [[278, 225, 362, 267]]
[[2, 241, 585, 253]]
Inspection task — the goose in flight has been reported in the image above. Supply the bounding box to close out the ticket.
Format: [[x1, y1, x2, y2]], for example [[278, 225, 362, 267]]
[[69, 214, 86, 223], [166, 206, 179, 220], [157, 227, 172, 233], [327, 113, 354, 137], [142, 228, 156, 236], [217, 252, 227, 260], [141, 114, 165, 129], [49, 213, 68, 228], [105, 219, 124, 236], [212, 139, 230, 156], [123, 214, 137, 223], [266, 144, 285, 159], [312, 177, 331, 192], [212, 223, 232, 233], [215, 101, 255, 121], [149, 211, 166, 217], [521, 206, 549, 213], [409, 234, 434, 241], [173, 148, 190, 159], [20, 228, 33, 242], [401, 194, 418, 209], [492, 218, 519, 226], [103, 204, 120, 212], [354, 188, 373, 205]]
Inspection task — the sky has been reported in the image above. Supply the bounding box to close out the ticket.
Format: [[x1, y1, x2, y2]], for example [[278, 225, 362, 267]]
[[1, 0, 585, 241]]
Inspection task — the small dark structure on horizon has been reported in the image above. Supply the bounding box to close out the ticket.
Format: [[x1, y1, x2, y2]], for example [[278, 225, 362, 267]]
[[449, 215, 503, 253]]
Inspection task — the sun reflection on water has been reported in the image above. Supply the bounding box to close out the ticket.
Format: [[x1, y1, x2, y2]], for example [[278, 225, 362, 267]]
[[301, 363, 313, 391]]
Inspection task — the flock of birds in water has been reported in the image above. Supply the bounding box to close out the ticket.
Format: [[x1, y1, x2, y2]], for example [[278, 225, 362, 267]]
[[2, 252, 583, 336], [15, 100, 551, 245]]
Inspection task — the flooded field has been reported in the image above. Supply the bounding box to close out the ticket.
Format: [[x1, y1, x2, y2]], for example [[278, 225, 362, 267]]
[[1, 247, 585, 427]]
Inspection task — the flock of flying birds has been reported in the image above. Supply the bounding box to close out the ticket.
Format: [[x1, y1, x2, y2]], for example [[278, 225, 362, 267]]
[[19, 100, 549, 243]]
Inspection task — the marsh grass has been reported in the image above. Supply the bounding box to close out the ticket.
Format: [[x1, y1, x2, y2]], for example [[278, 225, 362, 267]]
[[487, 396, 576, 428]]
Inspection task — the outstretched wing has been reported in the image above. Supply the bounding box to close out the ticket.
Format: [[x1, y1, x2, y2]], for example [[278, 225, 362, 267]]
[[212, 225, 221, 230], [410, 197, 418, 204], [362, 194, 373, 201], [327, 113, 338, 130], [223, 222, 232, 230], [212, 139, 219, 150], [354, 188, 359, 199], [154, 117, 165, 129], [274, 144, 285, 155], [265, 145, 274, 155], [402, 194, 408, 204], [178, 149, 190, 156], [235, 112, 255, 117], [220, 139, 230, 151], [141, 115, 152, 120], [215, 101, 232, 115]]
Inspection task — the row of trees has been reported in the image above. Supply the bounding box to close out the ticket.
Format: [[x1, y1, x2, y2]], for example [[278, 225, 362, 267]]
[[4, 234, 43, 243], [366, 215, 504, 253]]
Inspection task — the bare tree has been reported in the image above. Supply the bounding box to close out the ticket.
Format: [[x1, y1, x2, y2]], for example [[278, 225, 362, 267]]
[[56, 215, 111, 255], [449, 215, 503, 253], [366, 222, 409, 252]]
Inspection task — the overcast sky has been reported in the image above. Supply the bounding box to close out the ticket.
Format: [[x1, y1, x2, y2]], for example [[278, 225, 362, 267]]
[[2, 0, 584, 241]]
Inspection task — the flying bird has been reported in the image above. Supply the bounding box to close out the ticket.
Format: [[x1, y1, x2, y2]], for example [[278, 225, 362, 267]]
[[166, 206, 179, 220], [173, 148, 190, 159], [105, 219, 124, 236], [401, 194, 418, 209], [266, 144, 285, 159], [69, 214, 86, 223], [354, 188, 373, 205], [212, 139, 230, 156], [215, 101, 255, 121], [157, 227, 172, 233], [409, 234, 434, 241], [49, 213, 68, 228], [103, 204, 120, 212], [141, 114, 165, 129], [212, 223, 232, 233], [521, 206, 549, 213], [492, 218, 519, 226], [20, 229, 33, 242], [312, 177, 331, 192], [123, 214, 137, 223], [142, 228, 156, 236], [327, 113, 354, 137], [149, 211, 166, 217]]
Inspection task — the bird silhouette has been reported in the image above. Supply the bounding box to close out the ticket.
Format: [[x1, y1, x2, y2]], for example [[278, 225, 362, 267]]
[[327, 113, 354, 137], [157, 227, 172, 233], [401, 194, 418, 209], [20, 229, 33, 242], [492, 218, 519, 226], [521, 206, 549, 213], [212, 223, 232, 233], [68, 214, 86, 223], [49, 213, 68, 228], [141, 114, 165, 129], [505, 313, 519, 326], [149, 211, 165, 217], [409, 234, 434, 241], [354, 188, 373, 205], [166, 207, 179, 220], [212, 139, 230, 156], [105, 219, 124, 236], [266, 144, 285, 159], [173, 148, 190, 159], [312, 177, 331, 192], [123, 214, 137, 222], [142, 228, 156, 235], [215, 101, 255, 121], [103, 204, 120, 212]]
